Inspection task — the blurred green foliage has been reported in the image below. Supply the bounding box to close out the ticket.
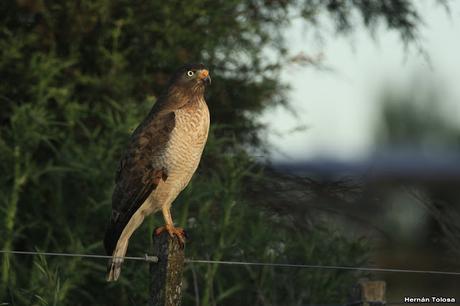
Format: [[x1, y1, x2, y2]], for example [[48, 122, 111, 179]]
[[376, 77, 460, 150], [375, 76, 460, 259], [0, 0, 439, 305]]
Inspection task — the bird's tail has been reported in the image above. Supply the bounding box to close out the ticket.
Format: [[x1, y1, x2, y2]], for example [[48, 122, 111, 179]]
[[104, 219, 126, 282], [106, 243, 127, 282]]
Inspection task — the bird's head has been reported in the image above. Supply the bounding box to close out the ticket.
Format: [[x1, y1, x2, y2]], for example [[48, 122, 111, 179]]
[[167, 63, 211, 95]]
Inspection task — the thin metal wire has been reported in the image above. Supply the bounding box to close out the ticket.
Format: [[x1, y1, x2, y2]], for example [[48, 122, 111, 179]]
[[0, 250, 158, 263], [2, 250, 460, 276], [185, 258, 460, 276]]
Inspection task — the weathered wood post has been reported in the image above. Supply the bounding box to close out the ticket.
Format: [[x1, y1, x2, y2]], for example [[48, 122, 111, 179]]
[[349, 279, 386, 306], [149, 231, 185, 306]]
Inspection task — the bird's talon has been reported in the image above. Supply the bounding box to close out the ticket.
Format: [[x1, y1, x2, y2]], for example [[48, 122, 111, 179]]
[[155, 225, 186, 247]]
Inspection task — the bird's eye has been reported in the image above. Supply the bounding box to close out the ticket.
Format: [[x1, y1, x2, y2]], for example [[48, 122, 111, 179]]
[[187, 70, 194, 77]]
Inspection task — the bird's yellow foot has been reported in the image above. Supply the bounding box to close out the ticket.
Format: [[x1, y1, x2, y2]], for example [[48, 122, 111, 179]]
[[155, 224, 186, 247]]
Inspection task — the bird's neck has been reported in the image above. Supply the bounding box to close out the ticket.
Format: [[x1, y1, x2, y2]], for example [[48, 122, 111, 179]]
[[165, 86, 205, 108]]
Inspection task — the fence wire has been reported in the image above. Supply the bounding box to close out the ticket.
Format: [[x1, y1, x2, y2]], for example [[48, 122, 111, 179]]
[[1, 249, 460, 276], [0, 250, 157, 262]]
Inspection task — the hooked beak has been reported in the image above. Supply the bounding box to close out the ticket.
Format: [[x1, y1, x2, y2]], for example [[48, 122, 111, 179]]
[[198, 69, 211, 85]]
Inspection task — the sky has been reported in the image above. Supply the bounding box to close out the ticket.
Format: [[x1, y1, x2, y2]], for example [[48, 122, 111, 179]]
[[262, 2, 460, 162]]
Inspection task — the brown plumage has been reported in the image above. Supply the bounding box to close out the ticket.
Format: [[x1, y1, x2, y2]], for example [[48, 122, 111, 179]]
[[104, 63, 211, 281]]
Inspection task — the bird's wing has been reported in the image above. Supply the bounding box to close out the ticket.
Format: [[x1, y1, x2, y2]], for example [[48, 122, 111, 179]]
[[104, 110, 175, 255]]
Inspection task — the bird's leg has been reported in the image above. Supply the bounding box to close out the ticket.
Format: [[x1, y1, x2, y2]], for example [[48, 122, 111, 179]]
[[154, 207, 186, 247], [153, 168, 168, 185]]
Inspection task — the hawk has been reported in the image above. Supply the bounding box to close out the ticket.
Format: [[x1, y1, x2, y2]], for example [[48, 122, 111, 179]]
[[104, 63, 211, 281]]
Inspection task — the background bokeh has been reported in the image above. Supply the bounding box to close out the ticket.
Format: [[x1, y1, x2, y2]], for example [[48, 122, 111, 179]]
[[264, 1, 460, 302]]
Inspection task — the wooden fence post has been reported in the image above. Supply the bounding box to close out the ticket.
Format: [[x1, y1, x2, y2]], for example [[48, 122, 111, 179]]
[[149, 231, 185, 306], [349, 279, 386, 306]]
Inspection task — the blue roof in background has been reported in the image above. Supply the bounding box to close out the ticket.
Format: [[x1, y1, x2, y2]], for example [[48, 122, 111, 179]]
[[273, 149, 460, 181]]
